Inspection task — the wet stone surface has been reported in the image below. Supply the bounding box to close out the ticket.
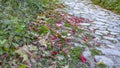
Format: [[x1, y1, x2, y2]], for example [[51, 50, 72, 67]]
[[61, 0, 120, 67]]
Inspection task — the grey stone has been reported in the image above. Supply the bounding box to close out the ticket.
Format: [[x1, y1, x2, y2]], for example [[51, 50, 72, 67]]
[[108, 28, 120, 33], [83, 50, 91, 57], [80, 23, 90, 26], [103, 36, 118, 41], [94, 56, 114, 66], [97, 48, 120, 56], [92, 21, 105, 25]]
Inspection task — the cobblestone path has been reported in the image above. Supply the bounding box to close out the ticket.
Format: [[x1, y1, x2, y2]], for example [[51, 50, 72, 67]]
[[61, 0, 120, 67]]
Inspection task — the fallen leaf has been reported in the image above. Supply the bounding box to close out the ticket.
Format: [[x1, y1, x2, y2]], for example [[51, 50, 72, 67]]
[[15, 45, 35, 62], [96, 61, 105, 65], [79, 54, 87, 63], [52, 36, 57, 41], [52, 51, 58, 55], [62, 48, 68, 54], [56, 21, 63, 27], [38, 54, 43, 61], [29, 45, 37, 51], [57, 55, 64, 60], [83, 36, 88, 42], [49, 62, 57, 68], [15, 47, 28, 62], [39, 37, 47, 47]]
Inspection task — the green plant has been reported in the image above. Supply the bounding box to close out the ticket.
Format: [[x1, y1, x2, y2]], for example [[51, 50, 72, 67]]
[[0, 0, 59, 44], [96, 62, 107, 68], [0, 0, 58, 48], [90, 48, 101, 56], [0, 0, 58, 67]]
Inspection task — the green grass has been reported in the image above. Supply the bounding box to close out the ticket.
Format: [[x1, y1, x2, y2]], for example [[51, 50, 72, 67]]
[[91, 0, 120, 14]]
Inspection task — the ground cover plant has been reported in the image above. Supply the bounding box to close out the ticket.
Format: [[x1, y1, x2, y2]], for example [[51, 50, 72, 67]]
[[14, 10, 94, 68], [91, 0, 120, 14], [0, 0, 106, 68], [11, 11, 103, 68], [0, 0, 58, 67]]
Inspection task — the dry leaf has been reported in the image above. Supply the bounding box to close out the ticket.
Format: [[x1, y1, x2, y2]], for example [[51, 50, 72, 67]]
[[49, 61, 57, 68], [39, 37, 47, 47], [15, 45, 35, 62], [15, 47, 28, 62]]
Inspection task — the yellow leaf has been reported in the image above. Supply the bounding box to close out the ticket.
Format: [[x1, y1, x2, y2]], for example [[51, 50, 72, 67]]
[[29, 45, 37, 51], [15, 48, 28, 62], [96, 61, 105, 65], [22, 55, 28, 62]]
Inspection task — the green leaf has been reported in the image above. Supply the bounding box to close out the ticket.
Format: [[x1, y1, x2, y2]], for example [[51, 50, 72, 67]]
[[0, 48, 3, 55], [12, 43, 19, 48], [64, 22, 71, 27], [90, 48, 101, 56], [0, 39, 7, 46], [70, 46, 82, 59], [61, 32, 67, 36], [3, 46, 9, 51], [20, 64, 26, 68], [47, 18, 55, 24], [39, 25, 49, 35]]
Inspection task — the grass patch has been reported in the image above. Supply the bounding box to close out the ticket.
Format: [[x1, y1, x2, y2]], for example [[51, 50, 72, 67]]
[[91, 0, 120, 14]]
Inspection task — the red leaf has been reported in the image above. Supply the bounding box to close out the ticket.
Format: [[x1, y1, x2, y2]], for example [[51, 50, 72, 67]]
[[39, 54, 43, 61], [67, 18, 76, 26], [52, 36, 57, 41], [67, 16, 90, 26], [83, 36, 88, 42], [56, 21, 63, 27], [52, 51, 58, 55], [79, 54, 87, 63], [79, 18, 85, 22]]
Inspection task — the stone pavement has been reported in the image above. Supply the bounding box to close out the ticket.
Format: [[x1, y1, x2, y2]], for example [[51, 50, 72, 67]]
[[61, 0, 120, 67]]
